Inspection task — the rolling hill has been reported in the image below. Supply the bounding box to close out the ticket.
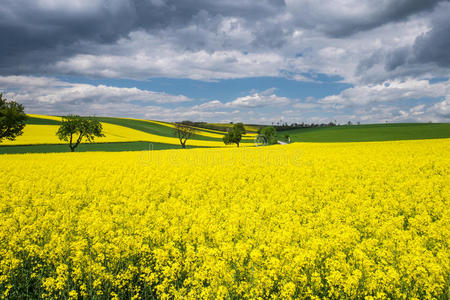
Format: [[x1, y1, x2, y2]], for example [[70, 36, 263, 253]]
[[1, 116, 449, 154], [281, 123, 450, 143], [0, 115, 256, 154]]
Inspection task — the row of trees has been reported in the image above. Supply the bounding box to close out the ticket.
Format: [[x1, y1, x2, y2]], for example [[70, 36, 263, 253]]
[[274, 120, 361, 131], [174, 121, 280, 148]]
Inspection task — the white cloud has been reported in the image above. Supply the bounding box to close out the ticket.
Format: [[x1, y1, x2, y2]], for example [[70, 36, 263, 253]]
[[319, 79, 450, 106], [52, 30, 288, 81], [0, 76, 296, 123], [292, 102, 319, 109], [0, 75, 191, 105], [0, 75, 192, 118], [226, 88, 290, 108], [188, 88, 293, 111], [2, 75, 450, 125], [429, 95, 450, 119]]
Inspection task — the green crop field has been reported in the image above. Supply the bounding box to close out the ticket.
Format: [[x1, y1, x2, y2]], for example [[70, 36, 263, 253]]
[[0, 141, 208, 154], [281, 123, 450, 143], [26, 116, 61, 125]]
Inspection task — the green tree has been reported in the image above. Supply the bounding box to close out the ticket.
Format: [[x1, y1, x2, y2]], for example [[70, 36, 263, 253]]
[[223, 122, 246, 147], [174, 122, 196, 149], [0, 94, 27, 143], [258, 126, 278, 145], [56, 115, 104, 152]]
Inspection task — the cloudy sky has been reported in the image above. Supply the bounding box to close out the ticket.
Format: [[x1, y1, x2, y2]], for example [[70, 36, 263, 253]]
[[1, 0, 449, 124]]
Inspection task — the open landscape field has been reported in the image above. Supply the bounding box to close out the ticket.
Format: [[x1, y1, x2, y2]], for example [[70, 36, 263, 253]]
[[0, 115, 257, 154], [2, 1, 450, 299], [2, 116, 450, 154], [1, 139, 449, 299]]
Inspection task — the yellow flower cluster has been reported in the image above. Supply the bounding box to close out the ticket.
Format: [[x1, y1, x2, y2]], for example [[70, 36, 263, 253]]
[[0, 139, 449, 299]]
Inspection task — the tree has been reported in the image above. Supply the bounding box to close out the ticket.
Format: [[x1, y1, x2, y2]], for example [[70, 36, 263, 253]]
[[223, 122, 246, 147], [258, 126, 278, 145], [0, 94, 27, 143], [56, 115, 104, 152], [233, 122, 246, 135], [174, 122, 196, 149]]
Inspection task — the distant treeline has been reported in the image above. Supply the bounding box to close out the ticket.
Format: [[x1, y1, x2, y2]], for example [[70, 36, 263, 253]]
[[274, 122, 335, 131], [274, 121, 360, 131], [179, 120, 362, 132]]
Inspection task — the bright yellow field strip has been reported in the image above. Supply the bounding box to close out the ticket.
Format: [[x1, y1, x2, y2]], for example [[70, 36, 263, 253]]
[[2, 124, 252, 147], [27, 114, 62, 121], [1, 124, 151, 145], [1, 125, 62, 145]]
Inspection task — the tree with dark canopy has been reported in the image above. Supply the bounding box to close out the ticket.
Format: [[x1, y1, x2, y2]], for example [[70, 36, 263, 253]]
[[223, 122, 246, 147], [174, 122, 196, 149], [257, 126, 278, 145], [56, 115, 104, 152], [0, 94, 27, 143]]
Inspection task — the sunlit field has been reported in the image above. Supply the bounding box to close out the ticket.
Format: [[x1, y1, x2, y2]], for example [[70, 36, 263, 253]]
[[1, 139, 449, 299], [0, 115, 256, 149]]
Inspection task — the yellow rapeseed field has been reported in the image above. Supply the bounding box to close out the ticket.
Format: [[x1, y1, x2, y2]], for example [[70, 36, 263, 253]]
[[0, 139, 449, 299]]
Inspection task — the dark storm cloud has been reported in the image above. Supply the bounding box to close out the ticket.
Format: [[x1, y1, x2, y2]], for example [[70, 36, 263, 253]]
[[1, 0, 449, 79], [357, 1, 450, 78], [0, 0, 135, 73], [288, 0, 447, 37], [384, 47, 411, 71], [0, 0, 284, 74], [413, 3, 450, 67], [356, 52, 383, 75]]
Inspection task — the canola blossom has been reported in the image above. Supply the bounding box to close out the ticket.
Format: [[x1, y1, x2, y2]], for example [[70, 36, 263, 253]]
[[0, 139, 449, 299]]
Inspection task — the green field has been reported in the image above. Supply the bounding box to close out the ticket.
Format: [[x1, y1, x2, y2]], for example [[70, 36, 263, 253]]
[[26, 116, 61, 125], [0, 141, 205, 154], [281, 123, 450, 143]]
